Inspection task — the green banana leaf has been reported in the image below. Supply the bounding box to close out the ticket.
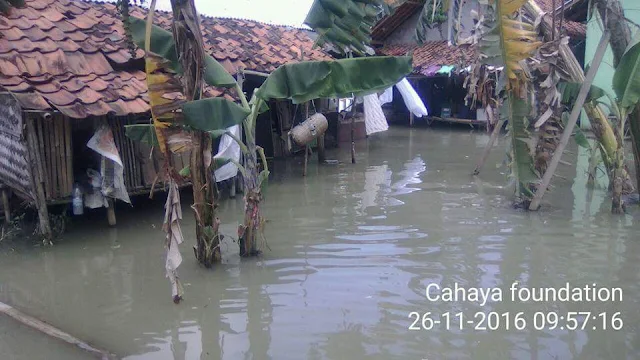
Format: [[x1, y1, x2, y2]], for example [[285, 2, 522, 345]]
[[125, 124, 160, 147], [558, 82, 606, 106], [256, 56, 413, 104], [124, 124, 231, 147], [182, 98, 250, 132], [129, 16, 237, 88], [0, 0, 24, 13], [304, 0, 388, 55], [613, 33, 640, 112]]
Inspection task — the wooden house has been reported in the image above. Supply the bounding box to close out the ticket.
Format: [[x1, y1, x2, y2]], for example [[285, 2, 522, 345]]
[[0, 0, 331, 237]]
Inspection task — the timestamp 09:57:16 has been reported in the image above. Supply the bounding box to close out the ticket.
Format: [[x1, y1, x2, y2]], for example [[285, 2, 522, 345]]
[[408, 311, 623, 331]]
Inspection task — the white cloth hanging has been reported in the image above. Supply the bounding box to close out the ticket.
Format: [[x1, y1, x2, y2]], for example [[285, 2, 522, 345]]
[[379, 86, 393, 105], [214, 124, 241, 182], [396, 78, 429, 118], [363, 93, 389, 135]]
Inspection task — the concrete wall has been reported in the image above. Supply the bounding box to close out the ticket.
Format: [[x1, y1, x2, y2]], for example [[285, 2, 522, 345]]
[[582, 0, 640, 128], [384, 0, 481, 45]]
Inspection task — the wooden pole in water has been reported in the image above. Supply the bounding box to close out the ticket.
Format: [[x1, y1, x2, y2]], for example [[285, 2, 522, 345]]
[[106, 198, 116, 227], [303, 102, 310, 176], [0, 301, 117, 359], [473, 119, 505, 175], [529, 31, 611, 211], [350, 97, 357, 164], [1, 185, 10, 223], [25, 115, 52, 244]]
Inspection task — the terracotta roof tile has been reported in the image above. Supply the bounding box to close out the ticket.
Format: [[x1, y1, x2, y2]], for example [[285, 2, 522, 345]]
[[0, 0, 331, 118], [377, 41, 475, 74]]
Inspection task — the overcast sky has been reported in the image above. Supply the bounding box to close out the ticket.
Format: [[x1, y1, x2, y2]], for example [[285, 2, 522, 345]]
[[152, 0, 314, 27]]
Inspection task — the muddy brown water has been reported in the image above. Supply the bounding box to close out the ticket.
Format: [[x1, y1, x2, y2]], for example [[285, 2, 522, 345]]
[[1, 127, 639, 360]]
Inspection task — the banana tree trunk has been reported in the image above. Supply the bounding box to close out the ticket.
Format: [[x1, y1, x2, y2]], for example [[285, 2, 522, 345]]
[[170, 0, 221, 266], [237, 98, 264, 257], [594, 0, 640, 198], [524, 0, 636, 208], [239, 142, 262, 257]]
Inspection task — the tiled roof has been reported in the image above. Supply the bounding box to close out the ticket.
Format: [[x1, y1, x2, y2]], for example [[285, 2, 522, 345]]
[[0, 0, 331, 118], [377, 41, 475, 75]]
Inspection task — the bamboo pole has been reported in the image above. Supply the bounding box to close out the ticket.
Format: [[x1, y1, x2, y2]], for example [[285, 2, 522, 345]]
[[25, 115, 53, 243], [42, 119, 52, 200], [0, 301, 116, 359], [55, 119, 66, 198], [350, 97, 357, 164], [36, 120, 50, 199], [303, 102, 309, 176], [48, 119, 58, 199], [473, 119, 505, 175], [529, 31, 611, 210], [64, 117, 73, 196]]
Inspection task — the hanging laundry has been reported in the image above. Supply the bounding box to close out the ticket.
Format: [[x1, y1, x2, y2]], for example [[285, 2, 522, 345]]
[[396, 78, 429, 118], [379, 86, 393, 105], [363, 93, 388, 135], [436, 65, 455, 75], [214, 124, 241, 182]]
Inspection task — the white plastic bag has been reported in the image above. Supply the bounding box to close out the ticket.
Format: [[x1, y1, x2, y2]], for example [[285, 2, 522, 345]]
[[379, 87, 393, 105], [214, 124, 241, 182]]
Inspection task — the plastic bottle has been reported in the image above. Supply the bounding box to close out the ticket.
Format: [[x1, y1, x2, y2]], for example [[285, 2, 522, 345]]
[[72, 183, 84, 216]]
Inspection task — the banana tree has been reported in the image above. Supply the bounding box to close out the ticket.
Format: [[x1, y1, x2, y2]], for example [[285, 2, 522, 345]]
[[120, 2, 246, 302], [470, 0, 542, 207], [609, 32, 640, 212], [125, 14, 412, 259]]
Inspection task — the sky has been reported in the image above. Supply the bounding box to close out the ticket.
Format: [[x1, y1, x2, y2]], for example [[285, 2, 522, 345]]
[[152, 0, 315, 27]]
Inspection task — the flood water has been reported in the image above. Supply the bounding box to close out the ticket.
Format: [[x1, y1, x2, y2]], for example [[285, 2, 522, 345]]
[[1, 126, 639, 360]]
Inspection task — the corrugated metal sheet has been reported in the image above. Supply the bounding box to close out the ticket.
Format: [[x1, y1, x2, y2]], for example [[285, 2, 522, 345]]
[[0, 93, 34, 201]]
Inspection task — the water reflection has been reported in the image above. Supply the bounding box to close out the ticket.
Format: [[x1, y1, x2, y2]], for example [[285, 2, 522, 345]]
[[0, 128, 639, 360]]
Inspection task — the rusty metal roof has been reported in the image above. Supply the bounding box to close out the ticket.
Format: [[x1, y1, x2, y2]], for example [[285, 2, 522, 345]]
[[0, 0, 331, 118]]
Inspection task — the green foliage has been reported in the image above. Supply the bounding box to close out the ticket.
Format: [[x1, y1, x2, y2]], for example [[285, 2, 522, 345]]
[[181, 98, 250, 132], [304, 0, 388, 55], [128, 16, 237, 88], [613, 33, 640, 114], [256, 56, 413, 104], [125, 124, 160, 146], [416, 0, 449, 44], [0, 0, 24, 14], [558, 82, 606, 106]]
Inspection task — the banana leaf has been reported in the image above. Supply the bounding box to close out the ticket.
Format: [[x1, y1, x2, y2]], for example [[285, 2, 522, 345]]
[[613, 33, 640, 112], [182, 98, 250, 132], [558, 82, 606, 105], [304, 0, 388, 54], [256, 56, 413, 104], [0, 0, 24, 13], [129, 16, 236, 88]]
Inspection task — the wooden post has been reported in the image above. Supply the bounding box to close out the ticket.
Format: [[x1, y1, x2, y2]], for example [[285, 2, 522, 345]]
[[350, 97, 357, 164], [473, 119, 505, 175], [0, 301, 116, 359], [236, 68, 245, 193], [409, 112, 414, 127], [529, 31, 611, 211], [1, 185, 10, 223], [317, 134, 326, 164], [25, 116, 53, 243], [303, 101, 310, 176], [106, 198, 116, 227]]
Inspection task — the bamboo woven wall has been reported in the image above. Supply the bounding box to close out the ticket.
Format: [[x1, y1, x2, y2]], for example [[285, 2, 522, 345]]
[[33, 114, 74, 201], [0, 93, 34, 202]]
